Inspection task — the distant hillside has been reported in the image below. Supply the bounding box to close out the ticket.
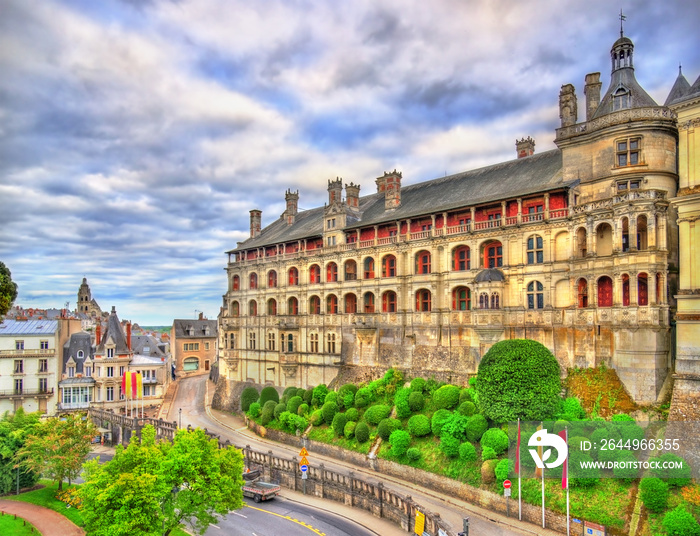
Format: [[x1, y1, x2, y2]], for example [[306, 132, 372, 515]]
[[138, 326, 170, 334]]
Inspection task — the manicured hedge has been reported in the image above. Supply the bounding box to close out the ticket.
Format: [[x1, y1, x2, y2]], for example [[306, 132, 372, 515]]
[[433, 384, 460, 409], [286, 395, 303, 415], [662, 505, 700, 536], [439, 432, 460, 458], [639, 477, 669, 513], [431, 409, 453, 437], [322, 401, 339, 425], [408, 391, 425, 412], [465, 414, 488, 443], [297, 403, 309, 416], [378, 418, 402, 441], [355, 421, 370, 443], [480, 428, 509, 455], [344, 421, 357, 439], [344, 408, 359, 422], [410, 378, 426, 393], [407, 414, 431, 437], [457, 401, 475, 416], [389, 430, 411, 457], [241, 387, 259, 412], [394, 387, 412, 418], [274, 403, 287, 419], [247, 402, 261, 418], [406, 448, 421, 462], [364, 404, 392, 425], [354, 387, 374, 408], [459, 442, 477, 462], [332, 412, 348, 436], [259, 386, 279, 406], [312, 384, 329, 407]]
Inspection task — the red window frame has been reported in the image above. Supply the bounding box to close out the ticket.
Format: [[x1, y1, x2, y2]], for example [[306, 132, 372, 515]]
[[415, 290, 431, 311], [267, 299, 277, 316], [484, 242, 503, 268], [363, 292, 375, 313], [326, 294, 338, 314], [232, 275, 240, 290], [309, 296, 321, 314], [288, 267, 299, 286], [326, 263, 338, 282], [268, 270, 277, 288], [597, 276, 613, 307], [453, 246, 470, 271], [288, 297, 299, 315], [363, 258, 375, 279], [452, 287, 470, 310], [345, 294, 357, 314], [382, 291, 397, 312], [415, 251, 431, 274], [249, 273, 258, 289], [309, 265, 321, 284], [382, 255, 397, 277]]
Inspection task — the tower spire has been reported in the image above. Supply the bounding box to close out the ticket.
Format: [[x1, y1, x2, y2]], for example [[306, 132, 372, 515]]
[[619, 9, 626, 38]]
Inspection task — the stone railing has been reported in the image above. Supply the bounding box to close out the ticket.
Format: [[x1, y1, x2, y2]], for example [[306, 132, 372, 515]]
[[556, 106, 675, 140], [572, 189, 666, 215]]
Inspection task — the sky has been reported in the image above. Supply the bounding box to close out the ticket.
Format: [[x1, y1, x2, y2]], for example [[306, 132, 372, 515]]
[[1, 0, 699, 326]]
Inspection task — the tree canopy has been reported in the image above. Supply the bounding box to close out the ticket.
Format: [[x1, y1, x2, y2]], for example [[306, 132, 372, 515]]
[[0, 261, 18, 317], [79, 425, 244, 536], [475, 339, 561, 424], [0, 409, 41, 493]]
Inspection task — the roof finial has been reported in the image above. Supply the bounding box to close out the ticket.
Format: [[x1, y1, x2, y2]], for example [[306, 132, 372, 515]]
[[679, 63, 682, 76], [619, 9, 626, 38]]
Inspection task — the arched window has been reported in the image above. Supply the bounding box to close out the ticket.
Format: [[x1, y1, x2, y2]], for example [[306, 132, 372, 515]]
[[638, 273, 648, 306], [415, 251, 431, 274], [479, 292, 489, 309], [576, 228, 588, 258], [363, 292, 375, 313], [577, 279, 588, 308], [483, 241, 503, 268], [382, 291, 397, 313], [452, 286, 471, 310], [527, 281, 543, 309], [248, 300, 258, 316], [345, 260, 357, 281], [491, 292, 500, 309], [230, 301, 239, 317], [621, 217, 630, 252], [345, 293, 357, 314], [382, 255, 397, 277], [452, 246, 470, 271], [326, 294, 338, 314], [288, 297, 299, 316], [363, 258, 375, 279], [637, 215, 648, 250], [309, 296, 321, 315], [597, 276, 613, 307], [288, 267, 299, 286], [527, 236, 543, 264], [415, 289, 431, 311], [268, 270, 277, 288], [596, 223, 613, 256], [249, 273, 258, 289], [232, 275, 240, 291], [622, 274, 630, 306], [309, 264, 321, 284], [326, 262, 338, 282], [267, 299, 277, 316]]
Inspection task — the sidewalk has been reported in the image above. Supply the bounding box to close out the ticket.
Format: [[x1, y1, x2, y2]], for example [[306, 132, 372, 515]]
[[0, 499, 85, 536]]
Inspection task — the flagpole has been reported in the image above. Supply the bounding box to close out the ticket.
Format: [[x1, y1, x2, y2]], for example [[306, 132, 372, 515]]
[[566, 427, 570, 536], [541, 422, 545, 529], [517, 418, 522, 521]]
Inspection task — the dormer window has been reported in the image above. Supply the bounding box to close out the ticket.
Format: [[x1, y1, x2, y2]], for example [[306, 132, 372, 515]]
[[612, 86, 630, 111], [77, 350, 84, 359], [616, 137, 640, 167], [107, 348, 114, 358]]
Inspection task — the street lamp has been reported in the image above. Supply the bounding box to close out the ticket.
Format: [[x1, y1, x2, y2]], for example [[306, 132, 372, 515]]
[[178, 408, 182, 429]]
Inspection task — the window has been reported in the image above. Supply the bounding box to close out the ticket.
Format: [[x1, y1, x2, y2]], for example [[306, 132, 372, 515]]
[[14, 378, 23, 394], [326, 262, 338, 282], [578, 279, 588, 307], [363, 292, 375, 313], [490, 292, 500, 309], [484, 241, 503, 268], [415, 251, 431, 274], [184, 343, 200, 351], [415, 289, 431, 312], [39, 378, 48, 393], [309, 264, 321, 284], [327, 333, 337, 353], [613, 87, 630, 111], [382, 291, 397, 313], [248, 332, 256, 350], [638, 273, 649, 306], [14, 360, 23, 373], [345, 293, 357, 314], [249, 300, 258, 316], [228, 333, 235, 349], [326, 294, 338, 315], [622, 274, 630, 306], [597, 276, 613, 307], [107, 348, 114, 358], [310, 333, 319, 353], [327, 236, 336, 246], [363, 258, 375, 279], [77, 350, 84, 359], [68, 366, 75, 378], [39, 359, 48, 373], [288, 297, 299, 315], [637, 215, 648, 250], [107, 386, 114, 402], [621, 217, 630, 252], [267, 332, 276, 351], [107, 366, 114, 378], [15, 340, 24, 350], [232, 275, 240, 290], [344, 260, 357, 281], [479, 292, 489, 309], [452, 287, 471, 311], [382, 255, 397, 277], [249, 272, 258, 289], [616, 137, 640, 167], [119, 366, 125, 376], [267, 299, 277, 316], [85, 366, 92, 377], [617, 179, 642, 192], [143, 385, 153, 397], [205, 342, 210, 350], [309, 296, 321, 315], [268, 270, 277, 288], [452, 246, 470, 271], [327, 218, 336, 229], [288, 267, 299, 286], [231, 301, 239, 316], [576, 228, 588, 258], [40, 340, 49, 350], [527, 235, 544, 264], [527, 281, 544, 309]]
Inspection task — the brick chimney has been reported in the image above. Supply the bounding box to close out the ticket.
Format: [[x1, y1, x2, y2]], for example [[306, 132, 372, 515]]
[[198, 312, 204, 320], [126, 322, 131, 350], [559, 83, 578, 127], [516, 137, 536, 158], [328, 178, 343, 205], [284, 189, 299, 226], [382, 170, 402, 210], [95, 323, 102, 347], [584, 72, 602, 121], [345, 182, 361, 209], [250, 209, 262, 238]]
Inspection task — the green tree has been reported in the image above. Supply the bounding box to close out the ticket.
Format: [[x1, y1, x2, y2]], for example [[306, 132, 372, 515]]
[[476, 339, 561, 424], [16, 413, 95, 491], [0, 261, 18, 317], [0, 409, 41, 494], [80, 425, 244, 536]]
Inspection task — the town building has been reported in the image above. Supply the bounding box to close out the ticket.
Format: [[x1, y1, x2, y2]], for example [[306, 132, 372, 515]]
[[171, 314, 218, 376]]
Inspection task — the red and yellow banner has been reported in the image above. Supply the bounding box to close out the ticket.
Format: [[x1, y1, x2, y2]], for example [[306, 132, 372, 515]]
[[121, 372, 143, 399]]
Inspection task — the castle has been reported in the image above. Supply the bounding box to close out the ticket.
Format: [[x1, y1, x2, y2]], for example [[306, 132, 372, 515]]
[[217, 31, 700, 407]]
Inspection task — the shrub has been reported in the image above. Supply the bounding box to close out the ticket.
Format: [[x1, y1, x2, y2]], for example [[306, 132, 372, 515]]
[[364, 404, 392, 425], [281, 395, 289, 405], [433, 384, 461, 409], [431, 409, 453, 437], [274, 403, 287, 419], [354, 421, 370, 443], [340, 383, 358, 395], [261, 406, 274, 425], [309, 409, 324, 426], [283, 386, 297, 397], [325, 391, 338, 406], [297, 403, 309, 416], [459, 442, 477, 462], [639, 477, 669, 514], [384, 368, 403, 384], [662, 505, 700, 536], [295, 388, 306, 398], [394, 387, 412, 418], [481, 446, 497, 461], [495, 459, 514, 481], [303, 389, 314, 405], [332, 412, 348, 436], [481, 459, 499, 484], [649, 453, 692, 487], [611, 413, 635, 423], [389, 430, 411, 457], [312, 384, 329, 407], [322, 401, 339, 425], [259, 386, 280, 406], [410, 378, 427, 393], [378, 418, 401, 441], [612, 449, 639, 483], [408, 391, 425, 412], [459, 388, 474, 403], [457, 401, 476, 416], [476, 339, 561, 423], [279, 411, 308, 434], [263, 399, 277, 412], [466, 414, 488, 443], [440, 433, 460, 458], [241, 387, 259, 412], [407, 414, 431, 437], [569, 451, 599, 487], [287, 395, 303, 415], [480, 428, 509, 455], [338, 383, 358, 408], [559, 397, 586, 420], [247, 402, 261, 418], [344, 421, 357, 439], [406, 448, 422, 462], [354, 387, 374, 408], [344, 408, 359, 422], [368, 378, 387, 399], [441, 414, 470, 441]]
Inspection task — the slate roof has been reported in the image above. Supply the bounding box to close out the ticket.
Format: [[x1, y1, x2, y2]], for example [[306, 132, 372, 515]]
[[96, 307, 130, 354], [130, 335, 167, 358], [665, 69, 691, 105], [667, 72, 700, 106], [172, 319, 217, 339], [62, 332, 93, 374], [0, 319, 58, 335], [232, 149, 570, 252], [474, 268, 506, 283]]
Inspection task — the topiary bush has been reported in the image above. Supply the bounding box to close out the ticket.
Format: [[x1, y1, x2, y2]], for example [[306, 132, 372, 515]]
[[247, 402, 261, 419], [274, 402, 287, 419], [286, 395, 303, 415], [279, 411, 308, 434], [481, 446, 497, 461], [649, 453, 692, 487], [332, 412, 348, 436], [344, 421, 357, 439], [259, 386, 280, 406], [363, 404, 392, 425], [309, 409, 324, 426], [261, 406, 274, 426], [662, 505, 700, 536], [389, 430, 411, 457], [476, 339, 561, 424], [312, 384, 329, 407], [465, 414, 488, 443], [283, 386, 297, 398], [406, 448, 422, 462], [612, 449, 639, 483], [322, 401, 339, 425], [378, 418, 401, 441], [303, 388, 314, 405], [440, 433, 460, 458], [495, 459, 514, 481], [410, 378, 427, 393], [559, 397, 586, 420], [433, 384, 461, 409], [408, 391, 425, 412], [344, 408, 359, 422], [459, 388, 474, 404], [240, 387, 259, 412], [354, 387, 374, 408], [457, 401, 476, 416], [459, 442, 477, 462], [263, 400, 277, 412], [354, 421, 370, 443], [480, 428, 509, 455], [325, 391, 338, 406], [407, 414, 431, 437], [393, 387, 412, 418], [639, 477, 669, 514], [431, 409, 453, 437], [297, 403, 309, 416], [569, 450, 600, 488]]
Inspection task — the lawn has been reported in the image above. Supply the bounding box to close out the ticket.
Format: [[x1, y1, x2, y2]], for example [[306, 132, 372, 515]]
[[0, 514, 38, 536], [6, 480, 84, 528]]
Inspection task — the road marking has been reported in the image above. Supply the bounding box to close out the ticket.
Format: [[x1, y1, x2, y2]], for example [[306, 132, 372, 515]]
[[232, 511, 247, 518], [209, 524, 220, 529], [244, 504, 325, 535]]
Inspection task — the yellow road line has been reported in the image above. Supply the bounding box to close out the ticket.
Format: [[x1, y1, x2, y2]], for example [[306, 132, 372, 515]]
[[243, 504, 326, 535]]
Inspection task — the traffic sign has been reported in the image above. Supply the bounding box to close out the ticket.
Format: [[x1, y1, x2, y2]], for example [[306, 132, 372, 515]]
[[503, 479, 512, 489], [504, 488, 511, 497], [300, 456, 309, 466], [299, 447, 308, 457], [300, 464, 308, 472]]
